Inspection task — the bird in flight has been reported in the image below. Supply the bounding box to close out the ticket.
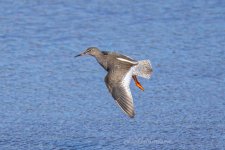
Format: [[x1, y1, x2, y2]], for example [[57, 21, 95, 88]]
[[75, 47, 153, 118]]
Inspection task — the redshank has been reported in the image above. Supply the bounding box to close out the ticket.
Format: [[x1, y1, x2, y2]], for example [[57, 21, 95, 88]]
[[75, 47, 153, 118]]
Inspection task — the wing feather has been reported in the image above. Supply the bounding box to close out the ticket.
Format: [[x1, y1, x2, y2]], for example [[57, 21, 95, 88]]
[[105, 69, 135, 118]]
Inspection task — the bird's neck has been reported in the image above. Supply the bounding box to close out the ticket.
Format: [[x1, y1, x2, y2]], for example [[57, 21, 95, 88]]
[[94, 51, 108, 71]]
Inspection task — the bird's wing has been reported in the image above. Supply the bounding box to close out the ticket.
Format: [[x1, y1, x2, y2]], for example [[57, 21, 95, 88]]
[[105, 68, 135, 118], [102, 51, 138, 65]]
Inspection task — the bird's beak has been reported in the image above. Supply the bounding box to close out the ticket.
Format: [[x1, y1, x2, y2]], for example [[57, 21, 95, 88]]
[[74, 52, 85, 57]]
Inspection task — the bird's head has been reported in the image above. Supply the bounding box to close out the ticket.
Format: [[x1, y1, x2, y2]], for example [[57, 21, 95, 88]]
[[75, 47, 100, 57]]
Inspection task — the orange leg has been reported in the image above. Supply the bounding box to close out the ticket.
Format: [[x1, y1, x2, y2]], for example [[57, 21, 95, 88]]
[[132, 75, 144, 91]]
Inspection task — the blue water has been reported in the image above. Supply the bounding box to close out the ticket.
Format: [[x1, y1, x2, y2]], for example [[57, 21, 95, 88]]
[[0, 0, 225, 149]]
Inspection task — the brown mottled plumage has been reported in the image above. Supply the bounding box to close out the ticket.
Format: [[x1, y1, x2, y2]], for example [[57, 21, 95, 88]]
[[75, 47, 152, 118]]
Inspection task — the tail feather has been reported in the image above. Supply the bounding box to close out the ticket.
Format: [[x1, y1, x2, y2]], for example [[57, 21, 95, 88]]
[[132, 60, 153, 79]]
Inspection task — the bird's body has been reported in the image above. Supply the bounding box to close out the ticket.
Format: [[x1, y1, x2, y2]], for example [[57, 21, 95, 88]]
[[75, 47, 153, 118]]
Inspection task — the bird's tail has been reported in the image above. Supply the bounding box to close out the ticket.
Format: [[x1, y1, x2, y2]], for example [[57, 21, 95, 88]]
[[132, 60, 153, 79]]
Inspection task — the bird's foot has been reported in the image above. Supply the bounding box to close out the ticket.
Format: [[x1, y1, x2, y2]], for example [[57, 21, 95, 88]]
[[132, 75, 144, 91]]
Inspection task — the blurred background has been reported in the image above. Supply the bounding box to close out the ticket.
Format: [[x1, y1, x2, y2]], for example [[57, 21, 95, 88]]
[[0, 0, 224, 149]]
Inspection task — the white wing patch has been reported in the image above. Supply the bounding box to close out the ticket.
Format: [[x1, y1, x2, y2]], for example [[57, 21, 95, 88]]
[[116, 57, 138, 65], [115, 69, 134, 117], [120, 69, 133, 102]]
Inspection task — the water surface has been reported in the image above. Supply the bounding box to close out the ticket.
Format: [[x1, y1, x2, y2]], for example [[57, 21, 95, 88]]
[[0, 0, 225, 149]]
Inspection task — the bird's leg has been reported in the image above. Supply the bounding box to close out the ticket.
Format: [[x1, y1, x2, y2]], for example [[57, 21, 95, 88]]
[[132, 75, 144, 91]]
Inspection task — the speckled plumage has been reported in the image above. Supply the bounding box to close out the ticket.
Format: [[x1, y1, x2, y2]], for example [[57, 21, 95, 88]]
[[75, 47, 152, 118]]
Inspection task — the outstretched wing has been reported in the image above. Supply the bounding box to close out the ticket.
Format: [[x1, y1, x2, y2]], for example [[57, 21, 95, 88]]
[[105, 68, 135, 118]]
